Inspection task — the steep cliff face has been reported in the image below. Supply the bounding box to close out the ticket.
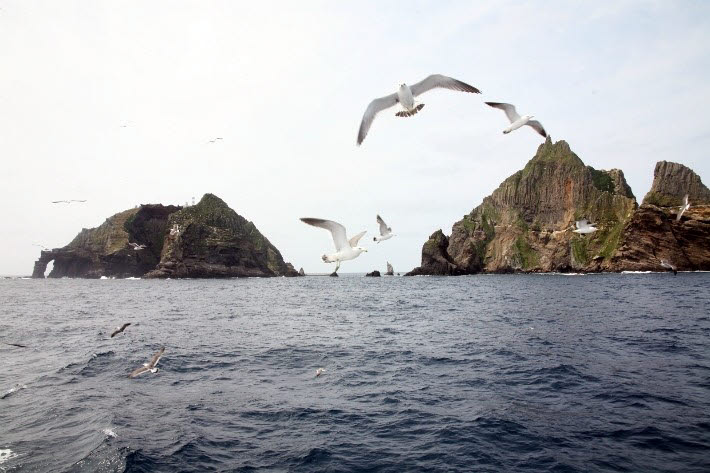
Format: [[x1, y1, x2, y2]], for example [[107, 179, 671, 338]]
[[604, 161, 710, 271], [144, 194, 299, 278], [408, 138, 638, 275], [32, 204, 180, 278], [642, 161, 710, 206]]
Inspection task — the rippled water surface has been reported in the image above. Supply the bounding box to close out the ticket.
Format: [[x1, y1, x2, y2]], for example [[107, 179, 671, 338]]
[[1, 273, 709, 472]]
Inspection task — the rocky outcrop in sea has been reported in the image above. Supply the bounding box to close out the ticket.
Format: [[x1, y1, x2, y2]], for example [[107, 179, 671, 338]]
[[32, 194, 300, 279], [407, 138, 710, 275]]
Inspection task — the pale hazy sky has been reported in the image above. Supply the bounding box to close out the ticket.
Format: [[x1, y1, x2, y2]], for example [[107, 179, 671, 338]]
[[1, 1, 709, 275]]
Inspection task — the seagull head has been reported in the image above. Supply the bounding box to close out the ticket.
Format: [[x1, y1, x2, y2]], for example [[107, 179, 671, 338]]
[[399, 83, 407, 89], [525, 115, 534, 120], [356, 246, 368, 254]]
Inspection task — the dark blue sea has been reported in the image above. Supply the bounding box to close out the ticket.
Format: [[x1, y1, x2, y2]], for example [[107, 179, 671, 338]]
[[1, 273, 709, 472]]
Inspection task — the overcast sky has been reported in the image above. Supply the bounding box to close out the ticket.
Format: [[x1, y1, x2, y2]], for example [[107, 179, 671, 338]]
[[1, 1, 709, 275]]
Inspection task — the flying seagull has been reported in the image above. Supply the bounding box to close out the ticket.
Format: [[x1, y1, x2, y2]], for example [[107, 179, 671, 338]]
[[32, 243, 50, 251], [676, 194, 690, 221], [51, 199, 87, 204], [110, 323, 131, 338], [170, 224, 181, 236], [485, 102, 547, 137], [659, 259, 677, 275], [374, 214, 394, 243], [128, 347, 165, 378], [207, 137, 223, 144], [315, 368, 325, 377], [300, 218, 367, 273], [573, 219, 597, 234], [357, 74, 481, 145], [129, 242, 146, 251]]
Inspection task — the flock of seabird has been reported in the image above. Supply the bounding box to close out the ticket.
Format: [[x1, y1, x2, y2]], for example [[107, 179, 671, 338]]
[[305, 73, 549, 273]]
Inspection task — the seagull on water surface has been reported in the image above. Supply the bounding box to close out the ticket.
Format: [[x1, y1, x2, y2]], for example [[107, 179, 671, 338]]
[[315, 368, 325, 377], [110, 323, 131, 338], [573, 219, 597, 235], [300, 218, 367, 273], [129, 347, 165, 378], [676, 194, 690, 221], [357, 74, 481, 145], [374, 215, 394, 243], [485, 102, 547, 138]]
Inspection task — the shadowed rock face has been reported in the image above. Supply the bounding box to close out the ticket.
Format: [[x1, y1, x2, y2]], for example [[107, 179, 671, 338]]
[[144, 194, 299, 278], [407, 139, 710, 275], [32, 204, 179, 279], [32, 194, 300, 279]]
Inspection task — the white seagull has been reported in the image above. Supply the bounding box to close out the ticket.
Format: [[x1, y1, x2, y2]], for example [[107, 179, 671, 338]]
[[300, 218, 367, 273], [676, 194, 690, 221], [129, 242, 146, 251], [170, 224, 181, 236], [573, 219, 597, 235], [51, 199, 87, 204], [659, 259, 678, 275], [485, 102, 547, 138], [374, 214, 394, 243], [357, 74, 481, 145], [128, 347, 165, 379], [315, 368, 325, 377]]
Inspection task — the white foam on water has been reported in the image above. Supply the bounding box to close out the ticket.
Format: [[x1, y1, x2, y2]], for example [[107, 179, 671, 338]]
[[125, 277, 141, 280], [621, 271, 654, 274], [102, 428, 117, 438], [0, 448, 18, 465]]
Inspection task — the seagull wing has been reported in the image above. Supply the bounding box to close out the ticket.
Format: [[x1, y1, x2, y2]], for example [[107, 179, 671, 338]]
[[301, 218, 349, 251], [348, 231, 367, 248], [357, 93, 399, 145], [409, 74, 481, 97], [527, 120, 547, 137], [376, 214, 390, 236], [575, 219, 589, 230], [147, 347, 165, 369], [485, 102, 521, 123], [684, 194, 689, 207], [129, 366, 150, 378]]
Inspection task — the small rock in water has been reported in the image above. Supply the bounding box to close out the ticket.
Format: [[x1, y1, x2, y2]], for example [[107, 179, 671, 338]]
[[365, 270, 381, 277]]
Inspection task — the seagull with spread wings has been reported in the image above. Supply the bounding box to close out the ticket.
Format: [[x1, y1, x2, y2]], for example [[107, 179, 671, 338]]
[[128, 347, 165, 379], [300, 218, 367, 273], [660, 259, 678, 275], [129, 242, 146, 251], [485, 102, 547, 138], [572, 219, 597, 235], [110, 323, 131, 338], [357, 74, 481, 145], [374, 214, 394, 243], [676, 194, 690, 221], [51, 199, 87, 204]]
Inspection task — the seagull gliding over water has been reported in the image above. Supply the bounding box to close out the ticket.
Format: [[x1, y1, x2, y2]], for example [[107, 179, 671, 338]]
[[300, 218, 367, 273], [129, 347, 165, 378], [357, 74, 481, 145]]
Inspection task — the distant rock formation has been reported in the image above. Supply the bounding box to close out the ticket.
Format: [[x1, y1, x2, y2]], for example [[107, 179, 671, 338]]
[[299, 267, 305, 276], [145, 194, 299, 278], [365, 270, 381, 277], [407, 138, 710, 275], [32, 194, 299, 279], [385, 262, 394, 276], [32, 204, 179, 279]]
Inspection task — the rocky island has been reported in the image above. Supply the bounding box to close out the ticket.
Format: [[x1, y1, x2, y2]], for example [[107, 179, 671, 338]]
[[32, 194, 300, 278], [408, 138, 710, 275]]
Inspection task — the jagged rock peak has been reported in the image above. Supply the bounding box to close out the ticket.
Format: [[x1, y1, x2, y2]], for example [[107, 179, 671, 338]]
[[642, 161, 710, 206]]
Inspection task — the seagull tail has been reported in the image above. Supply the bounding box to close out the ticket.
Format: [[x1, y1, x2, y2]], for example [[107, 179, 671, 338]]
[[395, 103, 425, 117]]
